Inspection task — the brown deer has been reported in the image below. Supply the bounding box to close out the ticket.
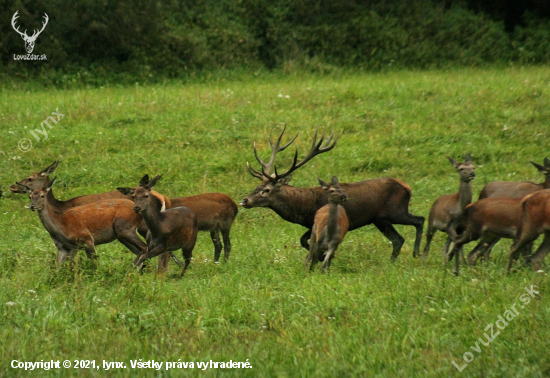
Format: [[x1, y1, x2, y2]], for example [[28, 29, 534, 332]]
[[478, 158, 550, 200], [305, 176, 349, 271], [423, 155, 475, 261], [507, 189, 550, 272], [473, 158, 550, 259], [17, 178, 146, 267], [118, 175, 198, 277], [446, 197, 532, 274], [240, 127, 425, 260], [11, 161, 237, 264]]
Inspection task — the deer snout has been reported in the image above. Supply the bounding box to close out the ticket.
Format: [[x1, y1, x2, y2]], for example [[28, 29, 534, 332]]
[[342, 194, 348, 201], [29, 204, 37, 211], [239, 198, 250, 208], [9, 184, 22, 193], [133, 206, 142, 213]]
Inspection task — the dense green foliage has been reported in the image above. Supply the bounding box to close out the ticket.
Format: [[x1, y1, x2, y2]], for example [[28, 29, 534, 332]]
[[0, 67, 549, 376], [2, 0, 550, 84]]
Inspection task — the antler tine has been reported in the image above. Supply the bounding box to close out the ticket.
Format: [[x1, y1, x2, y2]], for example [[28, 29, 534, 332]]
[[273, 129, 338, 180], [31, 13, 48, 38], [246, 162, 265, 180], [251, 126, 299, 177], [11, 11, 27, 37]]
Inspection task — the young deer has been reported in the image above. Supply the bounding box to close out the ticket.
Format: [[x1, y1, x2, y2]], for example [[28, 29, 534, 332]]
[[17, 178, 146, 267], [446, 197, 532, 274], [118, 175, 198, 277], [305, 176, 349, 271], [241, 127, 424, 261], [423, 155, 475, 261], [12, 161, 237, 263], [507, 189, 550, 272]]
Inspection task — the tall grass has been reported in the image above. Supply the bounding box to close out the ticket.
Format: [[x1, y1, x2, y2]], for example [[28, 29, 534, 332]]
[[0, 66, 549, 377]]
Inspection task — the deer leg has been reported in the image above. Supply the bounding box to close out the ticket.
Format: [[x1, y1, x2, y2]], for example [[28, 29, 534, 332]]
[[441, 237, 453, 263], [137, 220, 148, 239], [423, 225, 436, 258], [118, 233, 147, 256], [387, 213, 424, 258], [467, 239, 494, 266], [321, 243, 338, 271], [520, 242, 534, 266], [210, 228, 223, 262], [136, 244, 166, 268], [374, 220, 404, 261], [531, 232, 550, 271], [300, 229, 312, 250], [157, 252, 171, 273], [56, 248, 71, 268], [221, 228, 232, 261], [180, 247, 193, 278]]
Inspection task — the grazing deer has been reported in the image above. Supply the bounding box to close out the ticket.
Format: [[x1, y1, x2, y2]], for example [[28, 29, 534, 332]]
[[240, 127, 425, 260], [507, 189, 550, 272], [474, 158, 550, 259], [305, 176, 349, 271], [446, 197, 532, 274], [17, 178, 146, 267], [118, 175, 198, 277], [423, 155, 475, 261], [11, 161, 237, 263]]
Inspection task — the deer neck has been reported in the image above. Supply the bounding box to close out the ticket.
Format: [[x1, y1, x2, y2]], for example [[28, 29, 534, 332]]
[[327, 201, 340, 238], [36, 190, 66, 238], [543, 175, 550, 189], [458, 180, 473, 210], [270, 186, 323, 228], [141, 195, 164, 235]]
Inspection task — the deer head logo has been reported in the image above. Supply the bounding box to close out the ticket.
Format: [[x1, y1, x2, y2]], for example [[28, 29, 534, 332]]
[[11, 11, 49, 54]]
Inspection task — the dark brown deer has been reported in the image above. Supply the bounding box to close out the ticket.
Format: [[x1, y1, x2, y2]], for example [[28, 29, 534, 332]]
[[240, 128, 425, 260], [507, 190, 550, 272], [17, 178, 146, 267], [11, 162, 237, 263], [474, 158, 550, 259], [305, 176, 349, 271], [119, 175, 198, 277], [446, 197, 532, 274], [423, 155, 475, 261]]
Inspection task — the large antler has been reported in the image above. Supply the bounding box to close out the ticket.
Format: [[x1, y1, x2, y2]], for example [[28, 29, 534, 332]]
[[11, 11, 27, 39], [247, 126, 298, 180], [272, 129, 337, 181]]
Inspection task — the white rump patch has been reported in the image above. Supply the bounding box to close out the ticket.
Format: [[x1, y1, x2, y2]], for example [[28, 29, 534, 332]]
[[161, 198, 166, 212]]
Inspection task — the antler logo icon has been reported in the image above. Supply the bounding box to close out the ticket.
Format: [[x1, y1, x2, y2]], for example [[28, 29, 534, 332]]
[[11, 11, 49, 54]]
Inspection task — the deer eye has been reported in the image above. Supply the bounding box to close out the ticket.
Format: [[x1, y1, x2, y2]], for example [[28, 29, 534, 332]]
[[40, 194, 45, 198], [145, 194, 149, 198], [264, 189, 270, 193]]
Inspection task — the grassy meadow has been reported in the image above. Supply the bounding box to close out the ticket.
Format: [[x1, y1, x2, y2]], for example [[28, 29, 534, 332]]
[[0, 66, 550, 377]]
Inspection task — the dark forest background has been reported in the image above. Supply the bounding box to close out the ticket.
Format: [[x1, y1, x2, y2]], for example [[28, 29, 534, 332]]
[[2, 0, 550, 84]]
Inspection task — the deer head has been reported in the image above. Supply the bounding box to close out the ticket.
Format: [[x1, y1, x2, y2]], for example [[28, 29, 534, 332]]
[[10, 161, 59, 194], [318, 176, 348, 204], [448, 154, 475, 182], [11, 11, 49, 54], [240, 127, 337, 208], [117, 175, 162, 214], [17, 176, 56, 211]]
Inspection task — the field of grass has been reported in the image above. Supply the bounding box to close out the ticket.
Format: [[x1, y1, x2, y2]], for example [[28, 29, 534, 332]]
[[1, 66, 550, 377]]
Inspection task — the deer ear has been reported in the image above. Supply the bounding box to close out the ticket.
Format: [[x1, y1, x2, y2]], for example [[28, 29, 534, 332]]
[[146, 175, 162, 190], [43, 176, 56, 192], [40, 161, 59, 176], [464, 154, 472, 163], [531, 161, 546, 173], [276, 175, 292, 187], [331, 176, 340, 186], [447, 156, 459, 168], [117, 187, 135, 196], [139, 174, 150, 187], [318, 177, 329, 189], [16, 182, 32, 195]]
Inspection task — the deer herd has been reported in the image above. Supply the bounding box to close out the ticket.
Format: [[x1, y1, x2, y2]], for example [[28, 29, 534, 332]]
[[3, 127, 550, 276]]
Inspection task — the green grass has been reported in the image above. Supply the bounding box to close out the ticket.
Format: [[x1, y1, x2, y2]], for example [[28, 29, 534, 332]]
[[0, 66, 549, 377]]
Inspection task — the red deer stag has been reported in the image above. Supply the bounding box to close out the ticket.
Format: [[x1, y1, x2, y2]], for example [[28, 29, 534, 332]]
[[17, 178, 146, 267], [119, 175, 198, 277], [240, 127, 425, 260], [305, 176, 349, 271], [507, 190, 550, 272], [11, 161, 237, 264], [473, 158, 550, 259], [423, 155, 475, 262]]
